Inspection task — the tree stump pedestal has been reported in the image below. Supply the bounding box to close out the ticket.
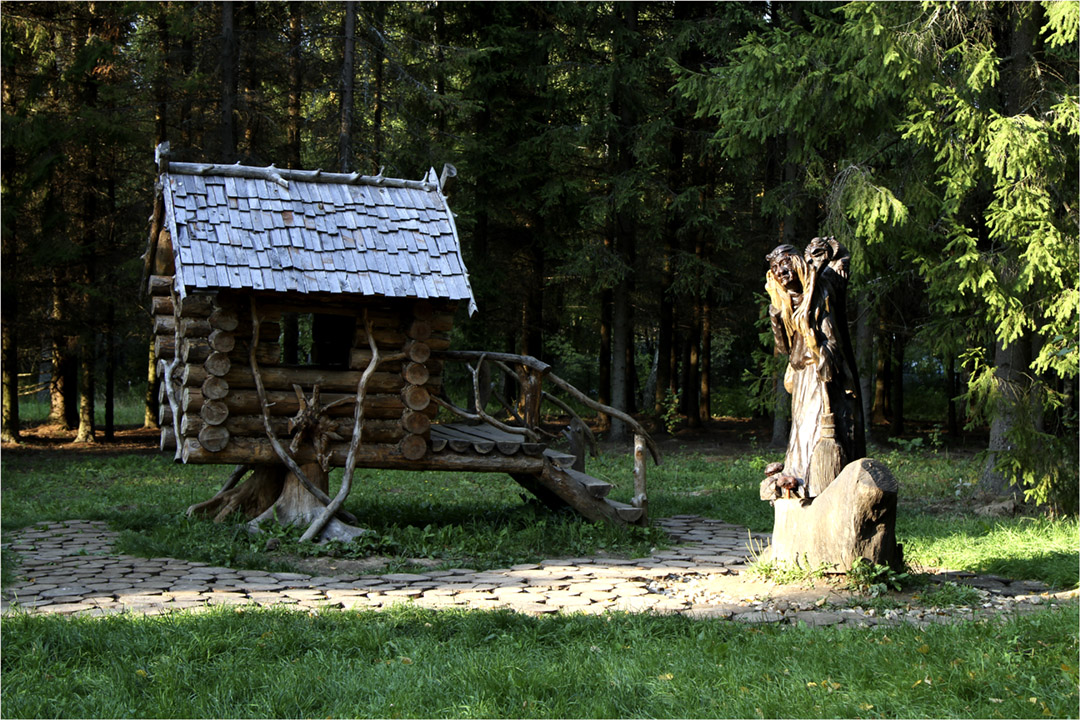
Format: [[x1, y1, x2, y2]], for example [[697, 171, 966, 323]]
[[765, 457, 903, 573]]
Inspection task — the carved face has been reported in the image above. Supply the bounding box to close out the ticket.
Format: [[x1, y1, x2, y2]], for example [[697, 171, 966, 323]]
[[769, 253, 801, 292], [804, 237, 833, 271]]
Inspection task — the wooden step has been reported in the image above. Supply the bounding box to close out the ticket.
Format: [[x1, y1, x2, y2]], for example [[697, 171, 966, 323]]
[[603, 498, 643, 523], [543, 449, 578, 469], [561, 467, 611, 499]]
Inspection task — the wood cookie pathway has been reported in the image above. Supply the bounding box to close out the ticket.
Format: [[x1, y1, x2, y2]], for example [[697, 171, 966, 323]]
[[2, 516, 1074, 627]]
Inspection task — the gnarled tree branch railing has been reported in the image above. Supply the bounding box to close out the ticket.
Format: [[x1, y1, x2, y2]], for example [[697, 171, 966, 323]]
[[434, 350, 660, 523], [435, 350, 661, 465]]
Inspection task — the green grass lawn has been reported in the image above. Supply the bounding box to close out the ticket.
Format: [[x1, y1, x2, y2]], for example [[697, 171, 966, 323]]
[[2, 431, 1077, 718], [3, 604, 1076, 719]]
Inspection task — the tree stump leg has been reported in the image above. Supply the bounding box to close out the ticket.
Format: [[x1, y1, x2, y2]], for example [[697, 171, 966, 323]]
[[247, 462, 370, 543], [187, 466, 285, 522]]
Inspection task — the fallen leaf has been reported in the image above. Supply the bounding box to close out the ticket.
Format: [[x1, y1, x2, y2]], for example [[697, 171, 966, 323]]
[[400, 657, 413, 665], [658, 673, 673, 681], [1029, 698, 1038, 704], [917, 644, 930, 654], [911, 678, 923, 688], [989, 698, 1004, 703], [135, 669, 148, 678], [806, 681, 818, 688], [860, 703, 874, 711]]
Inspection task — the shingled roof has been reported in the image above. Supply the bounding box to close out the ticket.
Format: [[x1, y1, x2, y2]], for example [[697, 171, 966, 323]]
[[159, 158, 476, 314]]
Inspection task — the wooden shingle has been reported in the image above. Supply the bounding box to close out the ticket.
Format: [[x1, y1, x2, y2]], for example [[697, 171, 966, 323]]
[[161, 160, 476, 314]]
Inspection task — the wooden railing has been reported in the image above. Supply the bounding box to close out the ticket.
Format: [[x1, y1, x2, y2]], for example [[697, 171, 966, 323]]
[[432, 350, 660, 516]]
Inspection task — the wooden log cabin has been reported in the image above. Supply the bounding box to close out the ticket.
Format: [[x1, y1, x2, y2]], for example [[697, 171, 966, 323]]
[[144, 144, 653, 538]]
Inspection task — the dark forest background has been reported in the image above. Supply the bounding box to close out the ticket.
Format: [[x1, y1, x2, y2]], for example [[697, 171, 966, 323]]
[[2, 2, 1076, 511]]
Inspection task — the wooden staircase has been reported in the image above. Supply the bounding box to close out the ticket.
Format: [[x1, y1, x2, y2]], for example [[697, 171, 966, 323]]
[[512, 449, 645, 526], [430, 422, 647, 526]]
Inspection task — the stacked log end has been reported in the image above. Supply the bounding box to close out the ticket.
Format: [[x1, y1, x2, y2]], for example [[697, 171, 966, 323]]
[[160, 294, 455, 467], [399, 301, 435, 461]]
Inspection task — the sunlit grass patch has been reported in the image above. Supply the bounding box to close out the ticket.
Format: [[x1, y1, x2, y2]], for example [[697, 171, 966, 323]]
[[1, 604, 1076, 718], [901, 515, 1079, 588]]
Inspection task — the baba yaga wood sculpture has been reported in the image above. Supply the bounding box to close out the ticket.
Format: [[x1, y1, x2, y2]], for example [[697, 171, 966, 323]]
[[759, 238, 902, 572], [143, 144, 656, 543]]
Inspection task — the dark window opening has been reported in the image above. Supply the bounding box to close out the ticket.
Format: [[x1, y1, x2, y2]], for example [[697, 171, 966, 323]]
[[281, 312, 355, 368]]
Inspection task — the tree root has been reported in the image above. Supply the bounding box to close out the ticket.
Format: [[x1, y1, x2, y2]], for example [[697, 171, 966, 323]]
[[186, 466, 285, 522]]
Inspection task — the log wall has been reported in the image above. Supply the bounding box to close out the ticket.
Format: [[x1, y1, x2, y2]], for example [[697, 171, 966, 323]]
[[151, 274, 453, 467]]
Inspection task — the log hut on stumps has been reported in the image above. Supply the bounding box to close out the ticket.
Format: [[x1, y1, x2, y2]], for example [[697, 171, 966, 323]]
[[144, 143, 658, 543]]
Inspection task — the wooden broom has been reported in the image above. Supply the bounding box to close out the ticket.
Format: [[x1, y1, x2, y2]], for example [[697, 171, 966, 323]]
[[809, 391, 846, 497]]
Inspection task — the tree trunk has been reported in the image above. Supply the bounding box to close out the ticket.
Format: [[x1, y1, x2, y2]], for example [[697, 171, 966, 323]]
[[872, 328, 891, 426], [50, 335, 78, 429], [154, 5, 169, 145], [977, 4, 1043, 497], [946, 354, 960, 438], [0, 313, 16, 443], [286, 2, 302, 170], [74, 337, 95, 444], [609, 281, 631, 443], [597, 288, 612, 431], [853, 293, 875, 439], [1, 154, 19, 443], [683, 305, 701, 428], [144, 336, 158, 429], [220, 0, 238, 162], [624, 291, 637, 415], [655, 246, 674, 414], [889, 333, 905, 437], [48, 248, 78, 429], [338, 1, 356, 172], [179, 3, 194, 148], [104, 304, 115, 442], [980, 338, 1029, 496], [369, 3, 386, 172], [239, 2, 262, 158], [699, 301, 712, 422]]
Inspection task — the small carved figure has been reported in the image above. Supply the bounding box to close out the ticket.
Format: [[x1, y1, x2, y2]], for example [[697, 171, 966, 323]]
[[766, 239, 865, 494]]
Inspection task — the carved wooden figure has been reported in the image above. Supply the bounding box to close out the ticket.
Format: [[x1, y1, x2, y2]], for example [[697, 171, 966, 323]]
[[764, 239, 865, 496]]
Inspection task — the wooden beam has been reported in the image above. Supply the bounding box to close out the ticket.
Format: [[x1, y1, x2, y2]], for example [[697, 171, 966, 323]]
[[180, 437, 545, 473], [182, 387, 436, 419], [179, 413, 409, 443]]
